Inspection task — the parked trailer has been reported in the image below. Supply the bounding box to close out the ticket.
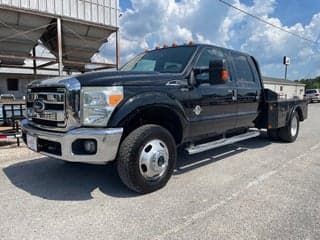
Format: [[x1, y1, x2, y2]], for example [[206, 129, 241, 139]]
[[0, 103, 25, 146], [1, 103, 26, 125], [0, 123, 22, 146]]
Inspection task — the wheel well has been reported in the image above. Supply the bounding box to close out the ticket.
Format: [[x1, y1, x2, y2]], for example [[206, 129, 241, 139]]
[[295, 107, 304, 121], [120, 106, 183, 144]]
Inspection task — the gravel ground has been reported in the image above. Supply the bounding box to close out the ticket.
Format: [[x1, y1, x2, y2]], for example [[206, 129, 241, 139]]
[[0, 103, 320, 240]]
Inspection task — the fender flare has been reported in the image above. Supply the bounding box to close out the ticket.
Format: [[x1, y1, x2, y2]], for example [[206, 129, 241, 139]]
[[108, 91, 188, 132], [286, 105, 303, 125]]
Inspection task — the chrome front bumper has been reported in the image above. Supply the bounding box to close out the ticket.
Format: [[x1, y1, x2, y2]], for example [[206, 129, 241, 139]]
[[21, 119, 123, 164]]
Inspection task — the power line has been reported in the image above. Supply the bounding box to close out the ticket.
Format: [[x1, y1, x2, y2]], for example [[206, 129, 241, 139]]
[[219, 0, 318, 45]]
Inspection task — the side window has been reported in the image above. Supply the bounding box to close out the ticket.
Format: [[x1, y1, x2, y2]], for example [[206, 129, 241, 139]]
[[195, 48, 224, 68], [195, 48, 225, 82], [233, 55, 255, 83]]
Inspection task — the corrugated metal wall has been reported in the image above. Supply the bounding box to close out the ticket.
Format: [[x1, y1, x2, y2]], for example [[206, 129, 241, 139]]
[[0, 0, 119, 27]]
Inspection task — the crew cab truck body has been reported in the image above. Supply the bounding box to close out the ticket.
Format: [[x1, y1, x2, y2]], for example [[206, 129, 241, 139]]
[[22, 44, 308, 193]]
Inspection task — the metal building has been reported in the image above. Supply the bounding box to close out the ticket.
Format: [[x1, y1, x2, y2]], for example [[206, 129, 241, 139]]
[[0, 0, 120, 75], [263, 76, 305, 100]]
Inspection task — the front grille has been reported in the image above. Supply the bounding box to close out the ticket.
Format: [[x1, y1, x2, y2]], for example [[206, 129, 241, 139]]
[[27, 77, 81, 131], [27, 88, 66, 128]]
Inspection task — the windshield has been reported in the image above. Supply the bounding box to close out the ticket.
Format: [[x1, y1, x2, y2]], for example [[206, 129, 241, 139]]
[[120, 46, 197, 73]]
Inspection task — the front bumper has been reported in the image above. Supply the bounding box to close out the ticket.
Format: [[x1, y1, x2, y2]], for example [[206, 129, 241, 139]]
[[21, 119, 123, 164]]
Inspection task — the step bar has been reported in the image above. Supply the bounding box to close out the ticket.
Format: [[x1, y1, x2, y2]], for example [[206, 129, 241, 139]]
[[186, 130, 260, 155]]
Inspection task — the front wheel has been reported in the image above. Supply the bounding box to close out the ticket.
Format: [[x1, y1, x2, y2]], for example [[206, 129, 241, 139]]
[[279, 112, 300, 142], [117, 124, 177, 193]]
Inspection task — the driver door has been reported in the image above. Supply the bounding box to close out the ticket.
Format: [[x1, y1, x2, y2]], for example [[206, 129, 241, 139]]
[[188, 47, 238, 139]]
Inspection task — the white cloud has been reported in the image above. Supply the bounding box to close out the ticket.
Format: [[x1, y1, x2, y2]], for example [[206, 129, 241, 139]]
[[100, 0, 320, 79], [222, 1, 320, 79]]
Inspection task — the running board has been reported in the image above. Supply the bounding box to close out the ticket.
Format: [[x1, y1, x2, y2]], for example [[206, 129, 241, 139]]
[[186, 131, 260, 155]]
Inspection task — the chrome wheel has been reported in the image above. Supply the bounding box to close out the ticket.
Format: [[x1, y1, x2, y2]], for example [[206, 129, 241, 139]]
[[290, 114, 298, 137], [139, 139, 169, 181]]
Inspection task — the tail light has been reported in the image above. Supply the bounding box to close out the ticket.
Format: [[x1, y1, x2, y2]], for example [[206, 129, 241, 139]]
[[316, 93, 319, 96]]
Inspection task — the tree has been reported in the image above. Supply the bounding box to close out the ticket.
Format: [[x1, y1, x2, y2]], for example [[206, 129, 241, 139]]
[[298, 76, 320, 89]]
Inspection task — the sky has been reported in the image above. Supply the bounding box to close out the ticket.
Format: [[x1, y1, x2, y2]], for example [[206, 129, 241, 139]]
[[100, 0, 320, 80]]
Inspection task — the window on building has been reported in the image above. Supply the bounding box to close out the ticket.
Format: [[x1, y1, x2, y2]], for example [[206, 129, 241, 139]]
[[280, 86, 283, 91], [7, 79, 18, 91]]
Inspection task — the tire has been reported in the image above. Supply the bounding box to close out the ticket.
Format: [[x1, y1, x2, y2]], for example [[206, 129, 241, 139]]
[[278, 112, 300, 142], [267, 128, 279, 140], [117, 124, 177, 193]]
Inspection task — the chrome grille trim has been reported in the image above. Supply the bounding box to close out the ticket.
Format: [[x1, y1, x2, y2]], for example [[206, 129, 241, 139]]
[[27, 77, 81, 132], [32, 110, 65, 122], [27, 89, 67, 126], [28, 92, 65, 104]]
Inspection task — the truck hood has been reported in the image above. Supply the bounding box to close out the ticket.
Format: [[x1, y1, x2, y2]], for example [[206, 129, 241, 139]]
[[28, 71, 185, 90], [75, 71, 184, 86]]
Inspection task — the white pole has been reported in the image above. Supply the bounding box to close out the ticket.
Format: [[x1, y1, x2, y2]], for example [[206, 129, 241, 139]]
[[57, 17, 63, 76]]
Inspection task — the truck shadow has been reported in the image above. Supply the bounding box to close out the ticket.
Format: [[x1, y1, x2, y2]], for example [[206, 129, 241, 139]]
[[3, 134, 273, 200], [3, 158, 139, 200], [175, 133, 272, 175]]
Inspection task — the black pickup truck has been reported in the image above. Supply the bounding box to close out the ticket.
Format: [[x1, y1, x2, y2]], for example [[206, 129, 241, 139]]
[[22, 44, 308, 193]]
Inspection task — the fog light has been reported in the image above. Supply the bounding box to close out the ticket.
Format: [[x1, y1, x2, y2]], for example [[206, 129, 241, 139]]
[[72, 139, 97, 155], [84, 140, 97, 154]]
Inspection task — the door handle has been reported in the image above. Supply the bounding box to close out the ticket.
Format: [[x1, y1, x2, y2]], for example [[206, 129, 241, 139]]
[[228, 89, 237, 101], [255, 91, 260, 100], [232, 89, 237, 101]]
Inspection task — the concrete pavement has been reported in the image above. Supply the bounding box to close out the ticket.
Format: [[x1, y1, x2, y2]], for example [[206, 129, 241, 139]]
[[0, 103, 319, 240]]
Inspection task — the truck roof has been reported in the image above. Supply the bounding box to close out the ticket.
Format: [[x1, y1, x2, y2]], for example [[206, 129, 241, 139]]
[[149, 43, 252, 58]]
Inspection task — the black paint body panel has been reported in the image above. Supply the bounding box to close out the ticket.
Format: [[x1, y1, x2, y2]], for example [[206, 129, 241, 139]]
[[73, 44, 308, 143]]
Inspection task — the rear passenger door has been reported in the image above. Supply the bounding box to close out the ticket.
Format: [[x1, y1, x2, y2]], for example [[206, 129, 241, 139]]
[[232, 54, 262, 128]]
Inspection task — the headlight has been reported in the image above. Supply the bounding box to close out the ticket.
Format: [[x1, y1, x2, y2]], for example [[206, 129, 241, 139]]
[[81, 86, 123, 126]]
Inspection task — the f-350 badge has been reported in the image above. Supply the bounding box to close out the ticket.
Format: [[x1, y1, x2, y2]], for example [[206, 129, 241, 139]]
[[193, 105, 203, 115]]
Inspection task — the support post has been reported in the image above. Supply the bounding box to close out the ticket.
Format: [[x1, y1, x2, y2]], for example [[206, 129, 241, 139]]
[[116, 29, 120, 70], [32, 46, 37, 76], [284, 65, 288, 81], [57, 17, 63, 76]]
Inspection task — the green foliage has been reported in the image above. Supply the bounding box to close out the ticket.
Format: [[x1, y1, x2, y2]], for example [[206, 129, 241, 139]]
[[298, 76, 320, 89]]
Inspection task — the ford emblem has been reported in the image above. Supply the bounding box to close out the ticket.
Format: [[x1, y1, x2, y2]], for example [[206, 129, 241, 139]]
[[33, 99, 45, 113]]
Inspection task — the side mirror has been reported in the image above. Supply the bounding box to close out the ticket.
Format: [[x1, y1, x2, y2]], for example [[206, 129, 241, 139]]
[[209, 59, 229, 84]]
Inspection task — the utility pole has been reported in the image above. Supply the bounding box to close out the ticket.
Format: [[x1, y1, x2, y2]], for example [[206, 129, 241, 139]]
[[57, 17, 63, 76], [283, 56, 290, 80]]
